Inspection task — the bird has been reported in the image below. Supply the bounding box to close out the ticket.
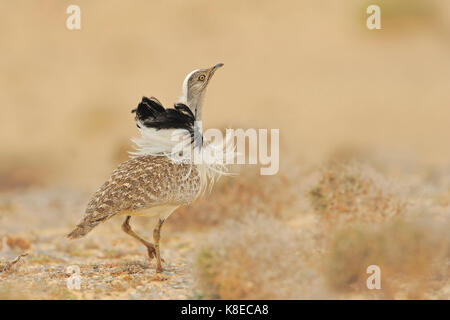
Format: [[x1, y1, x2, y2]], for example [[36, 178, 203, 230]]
[[67, 63, 224, 273]]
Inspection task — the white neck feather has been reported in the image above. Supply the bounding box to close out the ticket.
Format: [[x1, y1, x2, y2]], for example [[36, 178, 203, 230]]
[[178, 69, 199, 107]]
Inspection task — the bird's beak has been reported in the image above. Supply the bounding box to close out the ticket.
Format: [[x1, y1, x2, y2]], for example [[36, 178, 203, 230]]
[[207, 63, 224, 81]]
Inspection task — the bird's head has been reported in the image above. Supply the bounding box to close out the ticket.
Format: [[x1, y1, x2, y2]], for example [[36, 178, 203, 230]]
[[179, 63, 224, 120]]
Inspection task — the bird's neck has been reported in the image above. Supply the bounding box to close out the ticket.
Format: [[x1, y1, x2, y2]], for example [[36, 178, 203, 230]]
[[180, 91, 204, 121], [189, 96, 203, 121]]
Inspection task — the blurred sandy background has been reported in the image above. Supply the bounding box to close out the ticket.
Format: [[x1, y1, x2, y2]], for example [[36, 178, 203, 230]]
[[0, 0, 449, 299], [1, 0, 449, 189]]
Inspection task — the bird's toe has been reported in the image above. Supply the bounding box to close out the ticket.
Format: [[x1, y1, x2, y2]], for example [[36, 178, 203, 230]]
[[147, 246, 156, 260]]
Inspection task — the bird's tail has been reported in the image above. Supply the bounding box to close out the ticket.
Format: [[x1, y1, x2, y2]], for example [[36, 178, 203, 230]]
[[67, 221, 96, 239]]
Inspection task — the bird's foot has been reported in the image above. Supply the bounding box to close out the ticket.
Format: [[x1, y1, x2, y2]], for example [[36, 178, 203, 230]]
[[155, 265, 163, 273], [146, 245, 165, 263], [146, 245, 156, 260]]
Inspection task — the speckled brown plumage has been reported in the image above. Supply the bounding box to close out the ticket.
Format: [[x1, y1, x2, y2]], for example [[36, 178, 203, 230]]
[[67, 155, 201, 239]]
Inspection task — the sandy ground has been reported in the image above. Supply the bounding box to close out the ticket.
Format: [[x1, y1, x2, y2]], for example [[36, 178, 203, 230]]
[[0, 188, 202, 299], [0, 160, 448, 300], [0, 0, 449, 299]]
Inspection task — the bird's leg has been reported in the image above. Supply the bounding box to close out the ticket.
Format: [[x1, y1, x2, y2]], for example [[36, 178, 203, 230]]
[[121, 216, 156, 260], [153, 218, 165, 273]]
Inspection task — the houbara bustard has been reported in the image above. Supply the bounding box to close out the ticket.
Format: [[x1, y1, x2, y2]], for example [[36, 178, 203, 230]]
[[68, 63, 225, 273]]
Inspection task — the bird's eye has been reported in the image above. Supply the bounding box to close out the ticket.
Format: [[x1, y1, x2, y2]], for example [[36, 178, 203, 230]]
[[199, 75, 206, 81]]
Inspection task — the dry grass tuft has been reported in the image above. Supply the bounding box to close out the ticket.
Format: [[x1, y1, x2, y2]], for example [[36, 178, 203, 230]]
[[309, 162, 407, 225], [0, 253, 28, 273], [194, 213, 324, 299], [6, 236, 31, 251], [169, 168, 298, 230], [192, 161, 449, 299], [323, 217, 449, 299]]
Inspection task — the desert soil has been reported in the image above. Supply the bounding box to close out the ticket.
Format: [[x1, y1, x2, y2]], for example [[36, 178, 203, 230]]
[[0, 188, 201, 299]]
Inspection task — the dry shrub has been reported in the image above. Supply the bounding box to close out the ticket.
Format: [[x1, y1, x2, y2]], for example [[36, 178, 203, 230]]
[[309, 162, 406, 225], [169, 168, 298, 230], [194, 213, 324, 299], [0, 253, 28, 273], [324, 217, 449, 299], [325, 145, 420, 176], [6, 236, 31, 250]]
